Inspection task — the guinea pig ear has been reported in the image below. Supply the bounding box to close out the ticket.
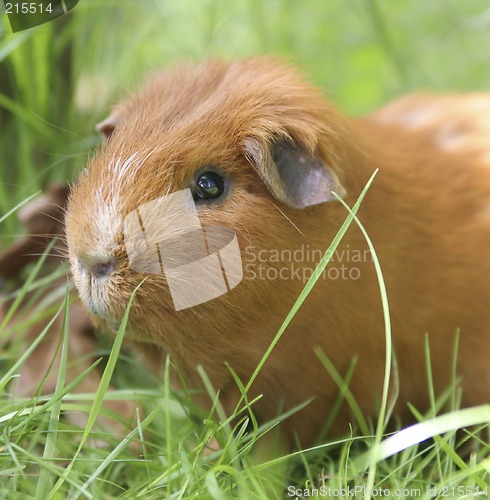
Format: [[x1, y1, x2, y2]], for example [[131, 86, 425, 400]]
[[96, 114, 119, 141], [244, 137, 345, 209]]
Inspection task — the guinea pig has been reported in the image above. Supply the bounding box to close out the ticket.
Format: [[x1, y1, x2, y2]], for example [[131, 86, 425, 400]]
[[65, 57, 490, 447]]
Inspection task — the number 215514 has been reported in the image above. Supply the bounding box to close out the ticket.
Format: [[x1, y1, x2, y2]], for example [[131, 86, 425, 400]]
[[4, 3, 53, 14]]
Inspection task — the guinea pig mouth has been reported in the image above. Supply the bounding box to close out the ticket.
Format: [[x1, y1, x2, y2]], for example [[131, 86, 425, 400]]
[[85, 300, 116, 325], [77, 287, 121, 328]]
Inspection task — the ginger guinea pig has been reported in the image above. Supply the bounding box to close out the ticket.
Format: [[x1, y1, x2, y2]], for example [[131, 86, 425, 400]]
[[65, 58, 490, 447]]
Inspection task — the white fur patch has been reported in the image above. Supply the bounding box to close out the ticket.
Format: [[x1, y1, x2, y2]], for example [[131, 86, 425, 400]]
[[375, 106, 435, 129], [436, 115, 490, 152], [93, 186, 123, 255], [90, 149, 161, 259], [70, 255, 110, 319], [109, 148, 158, 186], [110, 152, 139, 185], [376, 99, 438, 129], [375, 95, 490, 162], [435, 123, 469, 151]]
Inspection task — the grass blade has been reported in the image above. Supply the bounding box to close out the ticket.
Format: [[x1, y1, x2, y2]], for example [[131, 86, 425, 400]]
[[48, 280, 145, 499], [242, 170, 379, 400], [332, 192, 393, 500], [35, 288, 71, 499]]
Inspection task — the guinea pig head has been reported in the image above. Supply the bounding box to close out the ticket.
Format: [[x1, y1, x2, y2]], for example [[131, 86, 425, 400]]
[[65, 58, 357, 388]]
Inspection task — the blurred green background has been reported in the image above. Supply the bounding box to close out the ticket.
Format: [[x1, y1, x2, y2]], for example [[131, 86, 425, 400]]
[[1, 0, 490, 240]]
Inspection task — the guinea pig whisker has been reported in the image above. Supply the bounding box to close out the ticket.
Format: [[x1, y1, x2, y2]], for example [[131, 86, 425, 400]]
[[271, 202, 305, 237]]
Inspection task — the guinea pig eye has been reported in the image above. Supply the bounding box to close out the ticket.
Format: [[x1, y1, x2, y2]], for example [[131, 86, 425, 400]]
[[192, 171, 225, 200]]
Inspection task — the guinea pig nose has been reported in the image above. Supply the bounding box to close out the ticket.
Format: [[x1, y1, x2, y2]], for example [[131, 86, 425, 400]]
[[93, 259, 117, 277], [78, 256, 117, 278]]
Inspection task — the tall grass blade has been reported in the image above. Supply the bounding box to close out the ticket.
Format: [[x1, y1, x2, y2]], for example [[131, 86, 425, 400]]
[[48, 280, 145, 499], [332, 192, 393, 500], [241, 170, 379, 402], [35, 289, 70, 499]]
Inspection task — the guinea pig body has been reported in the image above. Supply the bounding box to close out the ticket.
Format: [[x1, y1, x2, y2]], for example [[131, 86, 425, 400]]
[[65, 58, 490, 446]]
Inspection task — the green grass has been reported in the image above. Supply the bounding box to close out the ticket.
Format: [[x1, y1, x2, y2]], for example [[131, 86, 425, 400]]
[[1, 1, 490, 498]]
